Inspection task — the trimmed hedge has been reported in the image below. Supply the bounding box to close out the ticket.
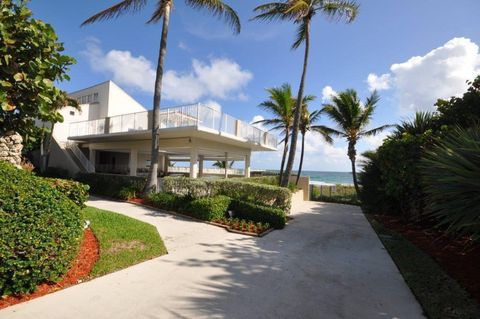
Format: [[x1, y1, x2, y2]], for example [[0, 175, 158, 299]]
[[76, 173, 146, 199], [44, 178, 90, 208], [188, 195, 231, 221], [229, 199, 286, 229], [147, 192, 183, 211], [0, 161, 83, 296], [162, 177, 292, 213]]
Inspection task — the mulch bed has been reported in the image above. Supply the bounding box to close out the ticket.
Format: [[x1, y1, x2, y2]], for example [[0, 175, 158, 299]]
[[0, 228, 99, 309], [374, 215, 480, 304]]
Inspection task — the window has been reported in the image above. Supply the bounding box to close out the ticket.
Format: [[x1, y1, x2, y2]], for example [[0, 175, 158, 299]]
[[93, 93, 99, 102], [81, 96, 86, 104]]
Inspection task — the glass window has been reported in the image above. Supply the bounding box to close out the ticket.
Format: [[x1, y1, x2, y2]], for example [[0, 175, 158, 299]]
[[93, 93, 99, 102], [81, 96, 86, 104], [87, 95, 92, 103]]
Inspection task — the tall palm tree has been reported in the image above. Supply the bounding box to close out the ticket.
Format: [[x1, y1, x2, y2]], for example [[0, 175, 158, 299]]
[[321, 89, 391, 195], [252, 0, 359, 187], [82, 0, 240, 193], [394, 111, 438, 138], [296, 97, 332, 184], [254, 84, 295, 183]]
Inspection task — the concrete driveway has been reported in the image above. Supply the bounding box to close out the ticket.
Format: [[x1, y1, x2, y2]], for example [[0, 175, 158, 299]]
[[1, 198, 424, 319]]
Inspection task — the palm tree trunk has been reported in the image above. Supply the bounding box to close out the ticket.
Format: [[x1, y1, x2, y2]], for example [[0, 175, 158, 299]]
[[281, 19, 310, 187], [145, 2, 171, 194], [278, 127, 289, 185], [296, 131, 305, 185], [348, 141, 360, 195]]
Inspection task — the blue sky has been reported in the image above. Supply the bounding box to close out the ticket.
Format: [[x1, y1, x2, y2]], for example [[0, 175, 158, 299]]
[[29, 0, 480, 171]]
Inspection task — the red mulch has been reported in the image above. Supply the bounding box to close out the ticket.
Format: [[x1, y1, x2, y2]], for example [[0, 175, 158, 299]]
[[375, 215, 480, 303], [0, 228, 99, 309]]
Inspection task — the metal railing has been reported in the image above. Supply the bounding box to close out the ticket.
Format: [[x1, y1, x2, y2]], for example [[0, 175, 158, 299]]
[[69, 103, 277, 148], [167, 166, 244, 176], [65, 142, 95, 173]]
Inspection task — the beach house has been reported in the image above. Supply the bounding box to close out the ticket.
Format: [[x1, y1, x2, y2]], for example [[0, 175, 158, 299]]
[[46, 81, 277, 178]]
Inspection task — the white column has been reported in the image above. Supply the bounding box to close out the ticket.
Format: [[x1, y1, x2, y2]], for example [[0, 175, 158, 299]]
[[190, 147, 198, 178], [224, 152, 228, 179], [89, 148, 96, 172], [129, 149, 138, 176], [198, 155, 204, 178], [244, 153, 251, 178]]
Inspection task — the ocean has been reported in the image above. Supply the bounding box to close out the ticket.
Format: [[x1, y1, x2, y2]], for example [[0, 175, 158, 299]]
[[263, 170, 354, 185]]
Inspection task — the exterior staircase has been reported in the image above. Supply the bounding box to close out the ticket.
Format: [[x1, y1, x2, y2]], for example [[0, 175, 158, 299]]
[[64, 142, 95, 173]]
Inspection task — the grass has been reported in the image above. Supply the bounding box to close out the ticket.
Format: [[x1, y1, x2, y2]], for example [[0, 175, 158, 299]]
[[84, 207, 168, 277], [366, 214, 480, 319], [311, 184, 359, 205]]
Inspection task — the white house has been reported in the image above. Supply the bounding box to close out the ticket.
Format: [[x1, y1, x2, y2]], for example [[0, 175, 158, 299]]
[[47, 81, 277, 178]]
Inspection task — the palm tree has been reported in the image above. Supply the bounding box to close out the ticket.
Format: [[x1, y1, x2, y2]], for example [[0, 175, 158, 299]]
[[254, 84, 295, 184], [394, 111, 438, 138], [252, 0, 359, 187], [321, 89, 391, 195], [212, 160, 235, 169], [82, 0, 240, 193], [296, 97, 332, 184]]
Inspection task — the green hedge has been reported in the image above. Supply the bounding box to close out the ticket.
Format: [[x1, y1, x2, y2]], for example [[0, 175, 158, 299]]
[[147, 192, 183, 211], [188, 195, 231, 221], [229, 199, 286, 229], [44, 178, 90, 208], [76, 173, 146, 199], [0, 161, 83, 296], [162, 177, 291, 213]]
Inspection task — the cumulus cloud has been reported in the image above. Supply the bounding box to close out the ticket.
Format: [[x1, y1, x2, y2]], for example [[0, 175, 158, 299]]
[[364, 130, 391, 149], [83, 38, 253, 103], [368, 37, 480, 114], [367, 73, 391, 92], [321, 85, 337, 102]]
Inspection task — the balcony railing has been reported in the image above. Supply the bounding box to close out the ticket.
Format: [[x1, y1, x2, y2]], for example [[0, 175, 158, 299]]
[[69, 103, 277, 148]]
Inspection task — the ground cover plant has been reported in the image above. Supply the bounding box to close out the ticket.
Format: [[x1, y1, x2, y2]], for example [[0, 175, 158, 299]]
[[84, 207, 167, 277], [211, 217, 271, 235]]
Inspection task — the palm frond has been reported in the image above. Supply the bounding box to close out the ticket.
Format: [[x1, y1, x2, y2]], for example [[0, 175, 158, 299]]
[[147, 0, 171, 23], [310, 125, 334, 143], [251, 2, 294, 22], [361, 124, 392, 137], [185, 0, 241, 33], [82, 0, 147, 25], [320, 0, 360, 23]]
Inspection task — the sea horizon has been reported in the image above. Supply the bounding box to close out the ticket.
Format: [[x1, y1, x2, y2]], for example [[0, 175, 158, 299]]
[[254, 169, 354, 185]]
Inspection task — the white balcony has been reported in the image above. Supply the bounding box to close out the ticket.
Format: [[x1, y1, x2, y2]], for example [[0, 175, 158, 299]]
[[68, 103, 277, 150]]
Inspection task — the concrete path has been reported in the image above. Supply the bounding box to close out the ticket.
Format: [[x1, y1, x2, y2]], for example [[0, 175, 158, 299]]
[[1, 199, 424, 319]]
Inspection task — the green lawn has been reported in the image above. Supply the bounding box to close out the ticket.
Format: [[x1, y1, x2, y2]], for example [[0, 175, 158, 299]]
[[366, 215, 480, 319], [84, 207, 168, 277]]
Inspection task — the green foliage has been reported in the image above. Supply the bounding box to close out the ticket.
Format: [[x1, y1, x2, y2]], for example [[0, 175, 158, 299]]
[[229, 199, 286, 229], [311, 184, 359, 205], [0, 0, 76, 139], [421, 126, 480, 240], [44, 178, 89, 208], [118, 186, 140, 200], [0, 161, 83, 296], [147, 192, 184, 211], [188, 195, 231, 221], [84, 207, 167, 277], [162, 177, 292, 212], [76, 173, 146, 199], [38, 166, 71, 178]]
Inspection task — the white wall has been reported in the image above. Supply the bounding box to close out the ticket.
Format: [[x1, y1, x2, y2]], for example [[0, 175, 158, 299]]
[[107, 81, 147, 117]]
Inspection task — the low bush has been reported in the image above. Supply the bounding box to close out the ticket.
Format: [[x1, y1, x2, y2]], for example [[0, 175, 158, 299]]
[[44, 178, 90, 208], [229, 199, 286, 229], [147, 192, 183, 211], [0, 161, 83, 296], [76, 173, 146, 198], [188, 195, 231, 221], [162, 177, 292, 213]]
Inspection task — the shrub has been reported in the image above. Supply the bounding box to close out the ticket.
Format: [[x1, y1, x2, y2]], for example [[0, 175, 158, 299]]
[[421, 126, 480, 240], [76, 173, 146, 198], [0, 161, 83, 296], [147, 192, 184, 211], [39, 167, 71, 179], [187, 195, 231, 221], [118, 186, 139, 200], [162, 177, 292, 213], [44, 178, 89, 208], [229, 199, 286, 229]]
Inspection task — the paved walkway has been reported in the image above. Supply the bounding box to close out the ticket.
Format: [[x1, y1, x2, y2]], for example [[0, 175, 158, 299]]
[[1, 199, 424, 319]]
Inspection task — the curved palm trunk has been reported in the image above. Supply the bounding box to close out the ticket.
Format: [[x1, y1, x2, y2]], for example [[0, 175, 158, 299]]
[[348, 141, 360, 195], [295, 131, 305, 185], [281, 19, 310, 187], [145, 2, 171, 194], [278, 127, 290, 185]]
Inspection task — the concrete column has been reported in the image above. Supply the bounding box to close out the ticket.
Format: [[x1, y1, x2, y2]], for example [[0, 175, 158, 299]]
[[89, 148, 96, 172], [190, 147, 198, 178], [244, 153, 251, 178], [198, 155, 204, 178], [129, 149, 138, 176], [224, 152, 228, 179]]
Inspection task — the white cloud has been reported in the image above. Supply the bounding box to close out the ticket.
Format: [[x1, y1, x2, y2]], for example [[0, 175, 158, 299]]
[[178, 41, 190, 51], [83, 38, 253, 104], [367, 73, 391, 92], [250, 115, 265, 129], [321, 85, 337, 102], [364, 131, 391, 149], [368, 37, 480, 114]]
